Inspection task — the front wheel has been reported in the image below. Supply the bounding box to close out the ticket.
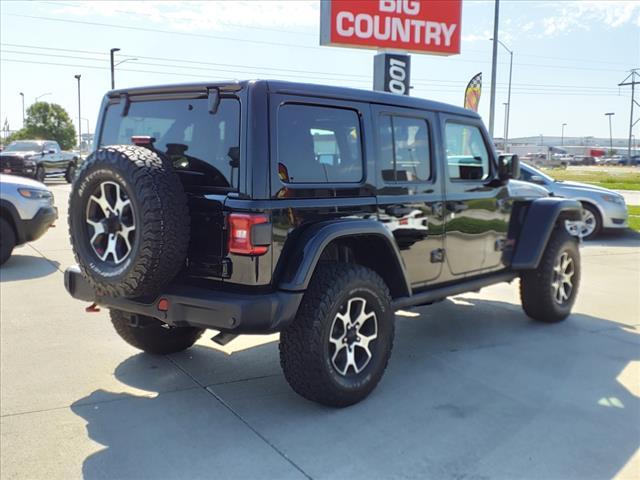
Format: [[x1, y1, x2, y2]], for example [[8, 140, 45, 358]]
[[580, 203, 601, 240], [279, 264, 394, 407], [0, 218, 16, 265], [520, 229, 580, 323], [110, 309, 204, 354]]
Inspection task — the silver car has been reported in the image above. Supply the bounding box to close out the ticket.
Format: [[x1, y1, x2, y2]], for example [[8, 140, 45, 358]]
[[0, 174, 58, 264], [519, 163, 628, 239]]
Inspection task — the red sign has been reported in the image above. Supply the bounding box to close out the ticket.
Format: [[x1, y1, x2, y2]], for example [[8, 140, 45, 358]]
[[320, 0, 462, 55]]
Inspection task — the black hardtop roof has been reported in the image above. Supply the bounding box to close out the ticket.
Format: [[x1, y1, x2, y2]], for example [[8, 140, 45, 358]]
[[108, 79, 478, 118]]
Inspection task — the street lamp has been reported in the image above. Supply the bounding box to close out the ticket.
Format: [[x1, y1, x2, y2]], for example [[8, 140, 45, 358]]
[[74, 75, 82, 154], [110, 48, 120, 89], [35, 92, 51, 103], [19, 92, 24, 126], [561, 123, 567, 147], [490, 38, 513, 152], [605, 113, 615, 154]]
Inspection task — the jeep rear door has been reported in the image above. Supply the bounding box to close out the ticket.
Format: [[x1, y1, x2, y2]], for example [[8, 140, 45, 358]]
[[439, 115, 510, 278], [371, 105, 445, 287]]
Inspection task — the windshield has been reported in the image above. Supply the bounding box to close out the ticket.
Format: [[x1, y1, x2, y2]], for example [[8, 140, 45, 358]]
[[5, 141, 43, 152], [100, 97, 240, 190], [521, 162, 555, 183]]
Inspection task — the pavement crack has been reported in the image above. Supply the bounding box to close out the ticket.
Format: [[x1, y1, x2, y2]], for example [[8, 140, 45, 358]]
[[165, 356, 312, 480]]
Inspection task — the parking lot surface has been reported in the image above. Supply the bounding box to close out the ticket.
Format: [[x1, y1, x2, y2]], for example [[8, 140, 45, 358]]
[[1, 182, 639, 479]]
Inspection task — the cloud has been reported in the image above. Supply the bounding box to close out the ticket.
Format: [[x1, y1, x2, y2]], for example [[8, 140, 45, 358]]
[[540, 1, 640, 37], [51, 0, 319, 32]]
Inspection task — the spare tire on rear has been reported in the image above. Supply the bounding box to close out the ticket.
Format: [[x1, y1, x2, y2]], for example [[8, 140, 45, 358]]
[[69, 145, 189, 298]]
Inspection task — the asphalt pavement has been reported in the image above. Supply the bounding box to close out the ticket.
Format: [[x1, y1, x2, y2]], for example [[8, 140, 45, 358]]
[[1, 181, 639, 479]]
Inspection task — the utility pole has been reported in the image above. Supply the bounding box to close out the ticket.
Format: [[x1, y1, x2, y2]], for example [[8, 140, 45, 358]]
[[110, 48, 120, 90], [488, 0, 500, 138], [561, 123, 567, 147], [605, 112, 615, 154], [19, 92, 24, 127], [618, 69, 639, 158], [74, 75, 81, 154]]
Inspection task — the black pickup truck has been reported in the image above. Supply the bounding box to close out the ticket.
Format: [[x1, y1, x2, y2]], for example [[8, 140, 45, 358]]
[[65, 80, 582, 407], [0, 140, 78, 183]]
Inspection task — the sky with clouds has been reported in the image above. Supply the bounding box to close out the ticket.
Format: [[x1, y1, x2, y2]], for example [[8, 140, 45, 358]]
[[1, 0, 639, 143]]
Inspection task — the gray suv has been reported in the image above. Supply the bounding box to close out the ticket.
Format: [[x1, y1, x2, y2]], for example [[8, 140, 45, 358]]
[[0, 174, 58, 264]]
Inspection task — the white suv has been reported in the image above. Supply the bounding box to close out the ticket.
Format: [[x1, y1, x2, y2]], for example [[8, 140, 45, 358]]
[[0, 174, 57, 265]]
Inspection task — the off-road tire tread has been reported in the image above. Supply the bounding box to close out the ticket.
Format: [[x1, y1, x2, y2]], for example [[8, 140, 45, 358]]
[[69, 145, 189, 297], [110, 309, 204, 354], [520, 229, 580, 323], [279, 263, 393, 407]]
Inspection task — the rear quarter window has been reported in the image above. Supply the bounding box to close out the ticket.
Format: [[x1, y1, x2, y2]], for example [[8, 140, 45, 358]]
[[100, 97, 240, 190], [276, 104, 363, 184]]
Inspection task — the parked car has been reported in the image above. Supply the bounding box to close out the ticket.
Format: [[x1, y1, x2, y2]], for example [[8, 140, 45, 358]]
[[64, 80, 583, 407], [519, 162, 628, 239], [0, 140, 79, 183], [568, 156, 597, 166], [0, 174, 58, 264]]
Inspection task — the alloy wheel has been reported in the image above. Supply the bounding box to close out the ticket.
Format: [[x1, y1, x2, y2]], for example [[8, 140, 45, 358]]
[[551, 251, 574, 304], [85, 181, 136, 265], [328, 297, 378, 376]]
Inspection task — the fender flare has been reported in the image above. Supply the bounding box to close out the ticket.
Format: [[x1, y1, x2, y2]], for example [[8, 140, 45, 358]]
[[277, 219, 411, 297], [511, 197, 582, 270]]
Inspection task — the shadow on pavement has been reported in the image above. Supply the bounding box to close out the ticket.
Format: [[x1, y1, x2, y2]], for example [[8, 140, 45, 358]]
[[0, 254, 60, 282], [71, 297, 639, 479]]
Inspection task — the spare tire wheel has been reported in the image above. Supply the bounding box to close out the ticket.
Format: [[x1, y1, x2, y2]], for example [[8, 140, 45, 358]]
[[68, 145, 189, 298]]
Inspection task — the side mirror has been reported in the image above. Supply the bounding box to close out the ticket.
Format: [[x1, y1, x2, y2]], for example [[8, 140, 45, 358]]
[[530, 175, 546, 184], [498, 154, 520, 181]]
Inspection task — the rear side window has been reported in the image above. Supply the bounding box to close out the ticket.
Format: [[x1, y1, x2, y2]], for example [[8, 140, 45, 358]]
[[378, 115, 431, 182], [277, 104, 363, 183], [445, 123, 490, 181], [100, 97, 240, 189]]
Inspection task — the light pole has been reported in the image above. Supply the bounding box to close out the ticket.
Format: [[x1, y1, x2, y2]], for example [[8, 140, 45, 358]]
[[35, 92, 51, 103], [110, 48, 120, 89], [74, 75, 82, 154], [561, 123, 567, 147], [605, 112, 615, 154], [19, 92, 24, 127], [502, 102, 508, 151], [490, 38, 513, 152], [488, 0, 500, 138]]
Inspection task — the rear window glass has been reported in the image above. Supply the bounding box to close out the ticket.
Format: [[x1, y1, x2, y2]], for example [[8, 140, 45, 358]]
[[100, 97, 240, 189], [277, 104, 363, 183]]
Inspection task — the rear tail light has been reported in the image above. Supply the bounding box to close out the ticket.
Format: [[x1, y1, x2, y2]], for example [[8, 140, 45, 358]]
[[228, 213, 270, 256]]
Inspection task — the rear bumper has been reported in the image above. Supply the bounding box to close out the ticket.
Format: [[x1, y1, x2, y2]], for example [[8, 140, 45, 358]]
[[64, 266, 303, 333]]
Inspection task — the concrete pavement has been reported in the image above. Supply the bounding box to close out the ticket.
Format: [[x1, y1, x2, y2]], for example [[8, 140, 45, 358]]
[[1, 182, 638, 479]]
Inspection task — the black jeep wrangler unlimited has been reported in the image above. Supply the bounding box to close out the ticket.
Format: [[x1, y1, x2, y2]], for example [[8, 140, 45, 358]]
[[65, 80, 582, 407]]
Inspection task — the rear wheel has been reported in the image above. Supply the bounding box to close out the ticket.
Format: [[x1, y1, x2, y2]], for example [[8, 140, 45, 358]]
[[0, 217, 16, 265], [110, 309, 204, 354], [520, 229, 580, 323], [279, 264, 394, 407], [65, 162, 76, 183]]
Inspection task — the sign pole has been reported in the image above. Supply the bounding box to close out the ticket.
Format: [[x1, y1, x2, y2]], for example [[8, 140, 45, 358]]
[[373, 51, 411, 96]]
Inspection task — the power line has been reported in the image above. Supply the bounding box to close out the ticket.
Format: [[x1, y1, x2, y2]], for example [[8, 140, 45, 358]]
[[0, 44, 625, 93], [1, 57, 629, 97], [3, 14, 631, 73]]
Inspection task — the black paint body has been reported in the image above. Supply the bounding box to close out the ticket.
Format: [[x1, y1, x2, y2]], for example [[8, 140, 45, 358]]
[[83, 80, 582, 333]]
